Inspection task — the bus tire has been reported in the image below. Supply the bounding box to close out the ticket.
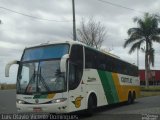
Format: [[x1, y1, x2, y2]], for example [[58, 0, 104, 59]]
[[87, 94, 97, 116], [127, 92, 132, 104], [131, 91, 136, 103]]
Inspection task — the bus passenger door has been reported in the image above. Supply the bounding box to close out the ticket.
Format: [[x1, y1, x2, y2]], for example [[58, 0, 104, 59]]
[[68, 45, 85, 112]]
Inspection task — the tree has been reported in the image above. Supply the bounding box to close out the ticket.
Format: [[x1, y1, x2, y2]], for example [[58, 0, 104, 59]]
[[141, 47, 155, 81], [141, 47, 155, 67], [77, 18, 107, 49], [123, 13, 160, 88]]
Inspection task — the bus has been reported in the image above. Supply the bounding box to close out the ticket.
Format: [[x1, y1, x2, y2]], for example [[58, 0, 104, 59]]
[[5, 40, 140, 114]]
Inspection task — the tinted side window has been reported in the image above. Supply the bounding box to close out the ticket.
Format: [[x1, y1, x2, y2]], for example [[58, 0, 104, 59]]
[[85, 48, 92, 68], [69, 45, 83, 90], [97, 53, 106, 70], [84, 47, 138, 77], [85, 48, 97, 69], [70, 45, 83, 68]]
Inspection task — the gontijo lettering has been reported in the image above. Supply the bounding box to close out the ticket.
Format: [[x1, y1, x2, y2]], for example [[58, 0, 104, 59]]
[[121, 77, 132, 83]]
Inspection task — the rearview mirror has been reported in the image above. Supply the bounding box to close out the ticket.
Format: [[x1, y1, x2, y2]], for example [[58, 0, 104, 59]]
[[5, 60, 20, 77], [60, 54, 69, 73]]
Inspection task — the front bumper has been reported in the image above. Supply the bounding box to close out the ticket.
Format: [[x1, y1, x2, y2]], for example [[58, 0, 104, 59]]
[[16, 101, 68, 113]]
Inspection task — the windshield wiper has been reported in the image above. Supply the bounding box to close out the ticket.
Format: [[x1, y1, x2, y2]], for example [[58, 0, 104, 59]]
[[38, 67, 50, 92], [24, 70, 36, 94], [23, 64, 50, 94]]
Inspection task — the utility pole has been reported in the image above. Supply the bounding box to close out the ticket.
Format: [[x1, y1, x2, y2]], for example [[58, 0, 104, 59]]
[[72, 0, 76, 41]]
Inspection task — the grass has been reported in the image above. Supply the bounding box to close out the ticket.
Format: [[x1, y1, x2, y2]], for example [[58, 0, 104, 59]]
[[140, 86, 160, 97], [0, 84, 16, 90], [141, 86, 160, 91], [140, 91, 160, 97]]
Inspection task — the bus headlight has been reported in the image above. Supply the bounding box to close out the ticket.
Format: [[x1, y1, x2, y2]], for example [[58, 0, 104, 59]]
[[52, 98, 67, 103], [17, 99, 25, 104]]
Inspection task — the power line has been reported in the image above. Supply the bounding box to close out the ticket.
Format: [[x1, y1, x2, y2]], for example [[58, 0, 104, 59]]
[[96, 0, 145, 14], [0, 6, 72, 22]]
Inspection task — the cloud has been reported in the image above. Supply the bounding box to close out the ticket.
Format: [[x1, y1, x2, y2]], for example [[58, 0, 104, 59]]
[[0, 0, 160, 83]]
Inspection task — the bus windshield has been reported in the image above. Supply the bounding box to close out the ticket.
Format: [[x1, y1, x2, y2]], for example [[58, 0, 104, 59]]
[[17, 44, 69, 94], [22, 44, 69, 61]]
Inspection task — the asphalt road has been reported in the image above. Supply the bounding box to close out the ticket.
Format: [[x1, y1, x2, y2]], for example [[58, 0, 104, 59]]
[[0, 90, 160, 120], [0, 90, 16, 113]]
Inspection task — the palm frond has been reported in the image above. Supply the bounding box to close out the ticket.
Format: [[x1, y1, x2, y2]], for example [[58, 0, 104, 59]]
[[151, 18, 158, 28], [124, 34, 143, 48], [141, 47, 145, 53], [133, 17, 140, 23], [127, 28, 143, 36], [129, 40, 145, 54], [150, 35, 160, 43]]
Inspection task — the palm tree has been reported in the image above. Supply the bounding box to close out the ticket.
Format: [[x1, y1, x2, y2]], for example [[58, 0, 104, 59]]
[[141, 47, 155, 67], [124, 13, 160, 88], [141, 47, 155, 82]]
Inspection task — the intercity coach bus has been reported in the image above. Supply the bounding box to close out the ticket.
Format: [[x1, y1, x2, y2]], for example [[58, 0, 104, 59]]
[[5, 40, 140, 114]]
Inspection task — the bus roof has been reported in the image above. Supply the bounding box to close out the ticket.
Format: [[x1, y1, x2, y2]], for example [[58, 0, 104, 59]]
[[25, 40, 85, 48]]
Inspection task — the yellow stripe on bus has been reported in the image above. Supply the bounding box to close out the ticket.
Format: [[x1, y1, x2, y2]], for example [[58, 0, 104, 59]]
[[112, 73, 140, 102], [47, 93, 56, 99], [112, 73, 125, 102]]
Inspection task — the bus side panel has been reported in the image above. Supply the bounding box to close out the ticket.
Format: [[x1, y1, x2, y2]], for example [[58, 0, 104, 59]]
[[82, 69, 108, 107], [68, 69, 108, 113], [68, 69, 140, 113], [112, 73, 140, 102], [98, 71, 140, 105], [112, 73, 126, 102], [98, 70, 120, 104]]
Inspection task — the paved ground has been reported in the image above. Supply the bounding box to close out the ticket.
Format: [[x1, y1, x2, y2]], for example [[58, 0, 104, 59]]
[[81, 96, 160, 120], [0, 90, 16, 113], [0, 90, 160, 120]]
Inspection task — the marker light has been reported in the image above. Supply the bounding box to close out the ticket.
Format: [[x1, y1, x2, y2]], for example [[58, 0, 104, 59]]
[[17, 99, 25, 104], [52, 98, 67, 103]]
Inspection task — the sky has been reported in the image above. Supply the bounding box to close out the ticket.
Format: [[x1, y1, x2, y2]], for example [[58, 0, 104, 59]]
[[0, 0, 160, 84]]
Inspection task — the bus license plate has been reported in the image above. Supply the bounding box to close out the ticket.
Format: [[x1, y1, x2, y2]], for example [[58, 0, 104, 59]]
[[33, 107, 42, 112]]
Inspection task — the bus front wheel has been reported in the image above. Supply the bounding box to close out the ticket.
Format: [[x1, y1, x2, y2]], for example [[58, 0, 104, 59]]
[[87, 94, 97, 116]]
